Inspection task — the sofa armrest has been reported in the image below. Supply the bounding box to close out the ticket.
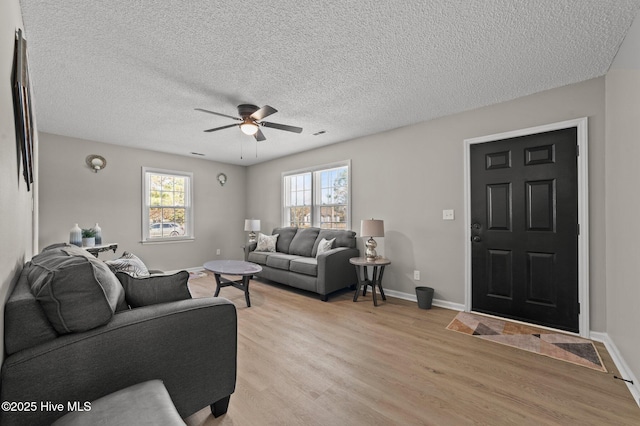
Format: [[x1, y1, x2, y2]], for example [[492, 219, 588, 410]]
[[0, 297, 237, 426], [244, 242, 257, 261], [316, 247, 360, 296]]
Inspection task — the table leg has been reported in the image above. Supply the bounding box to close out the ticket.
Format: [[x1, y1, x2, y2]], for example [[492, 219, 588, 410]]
[[213, 274, 222, 297], [372, 266, 378, 306], [353, 265, 363, 302], [377, 265, 387, 301], [242, 275, 251, 307]]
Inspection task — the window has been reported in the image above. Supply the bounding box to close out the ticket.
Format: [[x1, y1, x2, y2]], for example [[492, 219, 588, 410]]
[[142, 167, 193, 242], [283, 161, 350, 229]]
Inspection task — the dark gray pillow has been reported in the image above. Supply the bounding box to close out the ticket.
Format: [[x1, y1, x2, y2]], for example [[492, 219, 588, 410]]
[[28, 245, 125, 334], [116, 271, 191, 308], [288, 227, 320, 257]]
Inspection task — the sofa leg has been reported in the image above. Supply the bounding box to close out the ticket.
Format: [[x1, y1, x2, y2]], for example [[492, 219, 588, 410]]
[[321, 294, 328, 302], [211, 395, 231, 418]]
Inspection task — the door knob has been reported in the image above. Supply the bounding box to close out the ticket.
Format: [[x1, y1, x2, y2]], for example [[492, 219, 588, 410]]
[[472, 236, 482, 242], [471, 223, 481, 230]]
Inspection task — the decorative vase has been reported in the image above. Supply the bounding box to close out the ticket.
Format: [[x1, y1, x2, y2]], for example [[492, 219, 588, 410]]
[[70, 223, 82, 246], [82, 237, 95, 247], [93, 223, 102, 245]]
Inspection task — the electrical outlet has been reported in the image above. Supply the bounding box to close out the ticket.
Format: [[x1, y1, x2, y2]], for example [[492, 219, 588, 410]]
[[443, 209, 455, 220], [216, 249, 221, 255], [414, 270, 420, 280]]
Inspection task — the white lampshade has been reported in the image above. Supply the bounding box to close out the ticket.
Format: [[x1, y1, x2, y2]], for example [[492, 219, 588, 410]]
[[361, 219, 384, 238], [244, 219, 261, 232]]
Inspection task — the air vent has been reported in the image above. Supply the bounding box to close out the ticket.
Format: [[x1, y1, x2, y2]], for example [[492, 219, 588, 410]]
[[190, 152, 205, 156], [312, 130, 326, 136]]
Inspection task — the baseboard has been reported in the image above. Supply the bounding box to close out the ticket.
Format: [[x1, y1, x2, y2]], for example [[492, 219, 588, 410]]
[[590, 331, 640, 408], [166, 266, 205, 275], [382, 288, 465, 311]]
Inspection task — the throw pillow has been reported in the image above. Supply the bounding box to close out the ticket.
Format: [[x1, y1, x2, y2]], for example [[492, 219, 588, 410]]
[[316, 237, 336, 258], [115, 270, 191, 308], [255, 233, 279, 252], [105, 252, 150, 277], [27, 245, 125, 334]]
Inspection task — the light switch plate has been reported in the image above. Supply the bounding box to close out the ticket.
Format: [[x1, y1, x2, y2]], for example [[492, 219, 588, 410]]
[[443, 209, 455, 220]]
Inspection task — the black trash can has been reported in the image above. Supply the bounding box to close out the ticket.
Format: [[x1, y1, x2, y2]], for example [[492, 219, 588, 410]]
[[415, 286, 434, 309]]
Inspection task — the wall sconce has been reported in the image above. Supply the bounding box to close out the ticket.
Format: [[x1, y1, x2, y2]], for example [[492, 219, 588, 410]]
[[86, 155, 107, 173], [217, 173, 227, 186]]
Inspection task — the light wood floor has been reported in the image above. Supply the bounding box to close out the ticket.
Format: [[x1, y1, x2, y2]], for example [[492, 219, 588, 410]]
[[185, 273, 640, 425]]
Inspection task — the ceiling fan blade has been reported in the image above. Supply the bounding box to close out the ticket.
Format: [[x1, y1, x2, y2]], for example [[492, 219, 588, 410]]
[[254, 128, 266, 142], [204, 123, 239, 133], [195, 108, 241, 121], [250, 105, 277, 121], [261, 121, 303, 133]]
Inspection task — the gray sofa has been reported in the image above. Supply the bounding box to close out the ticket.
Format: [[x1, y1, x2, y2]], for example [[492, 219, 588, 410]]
[[1, 244, 237, 426], [244, 227, 359, 301]]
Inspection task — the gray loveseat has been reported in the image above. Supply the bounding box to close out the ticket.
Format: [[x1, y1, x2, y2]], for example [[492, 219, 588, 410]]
[[1, 244, 237, 426], [244, 227, 359, 301]]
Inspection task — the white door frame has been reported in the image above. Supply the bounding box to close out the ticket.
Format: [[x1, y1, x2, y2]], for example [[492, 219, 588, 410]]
[[463, 117, 589, 338]]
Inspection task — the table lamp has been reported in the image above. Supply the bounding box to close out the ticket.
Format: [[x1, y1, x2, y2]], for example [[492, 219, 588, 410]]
[[361, 219, 384, 261], [244, 219, 261, 243]]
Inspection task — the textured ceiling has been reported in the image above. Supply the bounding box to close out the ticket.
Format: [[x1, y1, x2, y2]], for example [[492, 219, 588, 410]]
[[20, 0, 640, 165]]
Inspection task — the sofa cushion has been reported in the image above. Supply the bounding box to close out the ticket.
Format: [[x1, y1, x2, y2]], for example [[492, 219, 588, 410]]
[[312, 229, 357, 256], [105, 251, 150, 277], [52, 380, 184, 426], [289, 227, 320, 257], [289, 257, 318, 277], [272, 227, 299, 254], [4, 266, 58, 355], [266, 254, 300, 271], [247, 251, 277, 265], [27, 244, 125, 334], [255, 232, 279, 252], [115, 270, 191, 308]]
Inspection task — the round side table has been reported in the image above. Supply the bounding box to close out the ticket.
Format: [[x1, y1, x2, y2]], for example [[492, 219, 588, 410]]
[[349, 257, 391, 307]]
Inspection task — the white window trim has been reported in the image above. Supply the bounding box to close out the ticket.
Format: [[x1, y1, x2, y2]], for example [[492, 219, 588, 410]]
[[281, 160, 351, 229], [141, 167, 195, 244]]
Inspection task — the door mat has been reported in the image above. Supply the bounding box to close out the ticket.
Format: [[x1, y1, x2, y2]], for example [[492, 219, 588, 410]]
[[446, 312, 606, 372]]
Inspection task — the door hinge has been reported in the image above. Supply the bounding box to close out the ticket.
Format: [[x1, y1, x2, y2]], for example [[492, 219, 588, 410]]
[[578, 302, 580, 314], [576, 145, 580, 156], [577, 223, 580, 235]]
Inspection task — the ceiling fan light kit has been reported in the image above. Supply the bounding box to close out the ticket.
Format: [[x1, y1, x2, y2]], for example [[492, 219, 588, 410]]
[[240, 121, 259, 136], [196, 104, 303, 142]]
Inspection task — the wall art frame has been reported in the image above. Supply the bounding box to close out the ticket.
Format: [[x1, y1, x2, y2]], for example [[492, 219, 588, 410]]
[[12, 28, 35, 191]]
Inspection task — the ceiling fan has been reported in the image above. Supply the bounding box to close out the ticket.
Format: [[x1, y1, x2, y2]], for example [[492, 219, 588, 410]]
[[195, 104, 303, 141]]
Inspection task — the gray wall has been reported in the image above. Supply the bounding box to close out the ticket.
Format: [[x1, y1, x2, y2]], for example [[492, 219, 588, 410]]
[[38, 133, 246, 271], [246, 77, 607, 331], [0, 0, 34, 362], [605, 13, 640, 388]]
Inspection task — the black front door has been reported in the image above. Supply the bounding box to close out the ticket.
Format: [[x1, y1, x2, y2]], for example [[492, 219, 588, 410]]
[[470, 127, 579, 332]]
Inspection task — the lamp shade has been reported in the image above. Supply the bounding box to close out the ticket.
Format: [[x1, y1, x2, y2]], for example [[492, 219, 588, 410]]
[[244, 219, 261, 232], [361, 219, 384, 237]]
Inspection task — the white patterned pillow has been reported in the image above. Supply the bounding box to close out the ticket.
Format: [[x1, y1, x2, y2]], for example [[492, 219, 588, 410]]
[[255, 233, 279, 252], [105, 252, 150, 277], [316, 238, 336, 258]]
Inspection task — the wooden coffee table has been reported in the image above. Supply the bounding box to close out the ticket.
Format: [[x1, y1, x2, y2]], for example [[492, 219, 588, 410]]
[[203, 260, 262, 307]]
